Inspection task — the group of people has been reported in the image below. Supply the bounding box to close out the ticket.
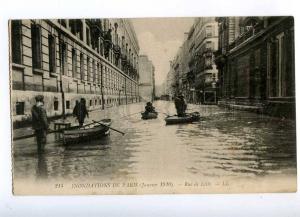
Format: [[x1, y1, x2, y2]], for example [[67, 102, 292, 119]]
[[31, 92, 187, 150], [143, 92, 187, 117], [31, 96, 89, 150]]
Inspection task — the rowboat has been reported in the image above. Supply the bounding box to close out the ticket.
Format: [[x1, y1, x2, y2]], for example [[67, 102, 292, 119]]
[[63, 119, 112, 144], [141, 112, 158, 120], [165, 112, 200, 125]]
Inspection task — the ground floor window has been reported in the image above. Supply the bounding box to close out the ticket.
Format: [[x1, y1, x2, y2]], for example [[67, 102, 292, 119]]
[[66, 100, 70, 109], [54, 100, 59, 111], [16, 102, 25, 115]]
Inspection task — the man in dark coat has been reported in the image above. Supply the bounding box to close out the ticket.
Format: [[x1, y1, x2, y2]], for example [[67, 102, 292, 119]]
[[144, 102, 155, 115], [174, 93, 187, 117], [31, 95, 49, 152], [73, 98, 89, 127]]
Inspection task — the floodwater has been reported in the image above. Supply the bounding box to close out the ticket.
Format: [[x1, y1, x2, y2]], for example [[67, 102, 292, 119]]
[[13, 101, 296, 183]]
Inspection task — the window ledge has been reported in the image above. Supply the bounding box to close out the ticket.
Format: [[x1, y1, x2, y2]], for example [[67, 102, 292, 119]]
[[50, 73, 59, 78], [33, 68, 44, 75], [11, 63, 25, 70]]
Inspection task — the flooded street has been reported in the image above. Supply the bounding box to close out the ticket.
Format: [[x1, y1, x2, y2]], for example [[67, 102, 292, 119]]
[[13, 101, 296, 184]]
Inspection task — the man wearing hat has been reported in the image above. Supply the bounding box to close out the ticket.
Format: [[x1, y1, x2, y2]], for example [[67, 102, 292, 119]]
[[174, 92, 187, 117], [31, 95, 49, 152]]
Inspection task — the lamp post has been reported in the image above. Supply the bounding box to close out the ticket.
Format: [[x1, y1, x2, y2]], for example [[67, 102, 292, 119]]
[[199, 90, 203, 104], [211, 78, 217, 104], [119, 85, 124, 105]]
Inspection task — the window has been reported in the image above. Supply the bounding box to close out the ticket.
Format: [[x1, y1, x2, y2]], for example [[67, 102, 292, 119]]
[[80, 53, 84, 80], [206, 26, 212, 37], [90, 100, 92, 106], [66, 100, 70, 109], [59, 41, 67, 75], [54, 100, 59, 111], [87, 57, 90, 81], [86, 27, 90, 45], [206, 41, 212, 50], [16, 102, 24, 115], [95, 99, 97, 105], [93, 60, 96, 83], [48, 34, 56, 73], [268, 32, 290, 97], [58, 19, 67, 28], [97, 63, 101, 85], [72, 48, 77, 78], [69, 19, 83, 40], [31, 24, 42, 69], [11, 20, 22, 64]]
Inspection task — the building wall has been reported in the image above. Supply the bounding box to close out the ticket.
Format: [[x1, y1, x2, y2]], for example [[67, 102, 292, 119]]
[[166, 17, 219, 104], [215, 17, 295, 118], [10, 19, 140, 125], [138, 55, 155, 101], [139, 85, 154, 102], [192, 18, 219, 104]]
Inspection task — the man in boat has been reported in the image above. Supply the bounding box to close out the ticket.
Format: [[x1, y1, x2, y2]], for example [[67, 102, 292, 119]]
[[73, 98, 89, 127], [174, 93, 187, 117], [31, 95, 49, 152], [144, 102, 156, 115]]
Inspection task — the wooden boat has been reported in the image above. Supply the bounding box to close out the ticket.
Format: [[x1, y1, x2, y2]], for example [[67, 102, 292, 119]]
[[63, 119, 112, 144], [165, 112, 200, 125], [141, 111, 158, 120]]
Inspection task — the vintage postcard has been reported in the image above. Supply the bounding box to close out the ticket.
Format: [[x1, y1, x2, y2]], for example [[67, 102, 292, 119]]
[[10, 17, 296, 195]]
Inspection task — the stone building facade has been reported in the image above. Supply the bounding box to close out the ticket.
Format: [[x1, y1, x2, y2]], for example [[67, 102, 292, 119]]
[[163, 61, 177, 100], [215, 16, 295, 118], [10, 19, 140, 126], [138, 55, 155, 102], [166, 17, 219, 104]]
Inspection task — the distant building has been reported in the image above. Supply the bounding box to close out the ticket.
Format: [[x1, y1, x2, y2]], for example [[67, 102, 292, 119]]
[[215, 16, 295, 118], [165, 61, 176, 100], [165, 17, 219, 104], [138, 55, 155, 102], [10, 19, 140, 126], [188, 17, 219, 104]]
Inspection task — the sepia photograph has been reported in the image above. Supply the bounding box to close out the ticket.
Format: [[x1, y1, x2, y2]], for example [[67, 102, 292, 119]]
[[10, 16, 296, 195]]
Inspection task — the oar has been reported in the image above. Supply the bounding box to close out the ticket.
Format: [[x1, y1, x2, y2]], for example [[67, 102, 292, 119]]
[[92, 120, 125, 135]]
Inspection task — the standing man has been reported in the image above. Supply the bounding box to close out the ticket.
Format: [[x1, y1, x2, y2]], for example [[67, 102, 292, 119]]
[[73, 98, 89, 127], [31, 95, 49, 152], [174, 93, 187, 117]]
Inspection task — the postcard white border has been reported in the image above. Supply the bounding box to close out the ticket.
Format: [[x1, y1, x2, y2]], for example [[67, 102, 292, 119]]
[[1, 0, 299, 216]]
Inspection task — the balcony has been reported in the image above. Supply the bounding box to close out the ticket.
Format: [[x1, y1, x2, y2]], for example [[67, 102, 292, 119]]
[[230, 21, 264, 50]]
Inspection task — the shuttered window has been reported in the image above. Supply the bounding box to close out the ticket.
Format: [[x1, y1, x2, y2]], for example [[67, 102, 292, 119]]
[[48, 34, 56, 73], [31, 24, 42, 69], [11, 20, 22, 64]]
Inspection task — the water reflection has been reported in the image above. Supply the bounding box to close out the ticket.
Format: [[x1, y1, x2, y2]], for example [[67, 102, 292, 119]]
[[13, 101, 296, 182], [36, 150, 48, 179]]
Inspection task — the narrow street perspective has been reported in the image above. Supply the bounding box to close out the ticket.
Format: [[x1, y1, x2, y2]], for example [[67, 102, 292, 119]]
[[10, 17, 296, 194]]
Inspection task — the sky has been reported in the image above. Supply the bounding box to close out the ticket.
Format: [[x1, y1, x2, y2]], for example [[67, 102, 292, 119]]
[[131, 18, 194, 86]]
